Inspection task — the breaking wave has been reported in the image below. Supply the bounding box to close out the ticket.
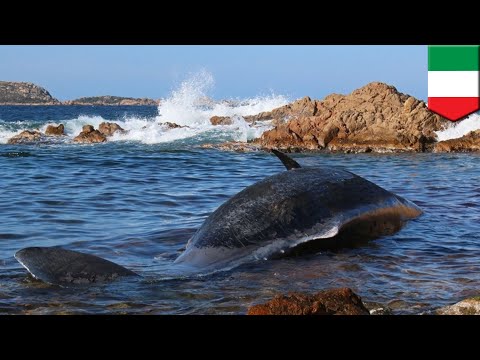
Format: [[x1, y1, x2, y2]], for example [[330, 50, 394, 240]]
[[435, 112, 480, 141], [0, 71, 289, 145]]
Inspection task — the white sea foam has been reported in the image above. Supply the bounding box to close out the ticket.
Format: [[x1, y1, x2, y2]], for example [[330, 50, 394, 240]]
[[0, 71, 289, 145], [435, 112, 480, 141]]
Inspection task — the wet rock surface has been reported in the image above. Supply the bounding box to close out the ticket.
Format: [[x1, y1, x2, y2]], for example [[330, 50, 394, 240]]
[[98, 122, 125, 137], [247, 288, 370, 315], [436, 297, 480, 315], [45, 124, 65, 136], [73, 125, 107, 143]]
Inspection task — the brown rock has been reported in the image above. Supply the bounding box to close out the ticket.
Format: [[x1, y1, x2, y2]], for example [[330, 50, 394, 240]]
[[73, 125, 107, 144], [250, 82, 450, 153], [98, 122, 125, 137], [45, 124, 65, 136], [210, 116, 233, 126], [436, 297, 480, 315], [163, 122, 184, 129], [434, 130, 480, 152], [7, 130, 44, 144], [247, 288, 369, 315]]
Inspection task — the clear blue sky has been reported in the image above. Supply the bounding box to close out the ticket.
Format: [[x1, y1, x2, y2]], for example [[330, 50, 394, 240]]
[[0, 46, 427, 101]]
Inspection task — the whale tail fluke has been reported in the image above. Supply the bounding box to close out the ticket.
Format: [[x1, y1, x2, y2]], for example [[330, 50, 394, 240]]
[[15, 246, 137, 286]]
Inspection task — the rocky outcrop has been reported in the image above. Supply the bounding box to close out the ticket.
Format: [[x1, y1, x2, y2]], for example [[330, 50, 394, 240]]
[[98, 122, 125, 137], [250, 83, 450, 153], [73, 125, 107, 143], [434, 130, 480, 152], [0, 81, 60, 105], [64, 96, 158, 106], [45, 124, 65, 136], [247, 288, 369, 315], [436, 297, 480, 315], [7, 130, 44, 144]]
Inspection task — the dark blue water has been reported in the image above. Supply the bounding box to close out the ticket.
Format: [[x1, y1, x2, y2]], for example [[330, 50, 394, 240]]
[[1, 106, 479, 314]]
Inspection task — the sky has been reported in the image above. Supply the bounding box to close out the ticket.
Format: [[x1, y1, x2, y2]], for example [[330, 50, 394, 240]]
[[0, 46, 427, 101]]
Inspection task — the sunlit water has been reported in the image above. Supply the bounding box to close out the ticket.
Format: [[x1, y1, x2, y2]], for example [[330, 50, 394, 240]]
[[0, 106, 479, 314]]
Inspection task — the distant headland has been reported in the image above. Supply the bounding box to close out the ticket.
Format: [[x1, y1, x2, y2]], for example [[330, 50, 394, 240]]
[[0, 81, 159, 106]]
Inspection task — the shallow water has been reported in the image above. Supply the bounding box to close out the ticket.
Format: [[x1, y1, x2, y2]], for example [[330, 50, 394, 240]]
[[1, 106, 479, 314]]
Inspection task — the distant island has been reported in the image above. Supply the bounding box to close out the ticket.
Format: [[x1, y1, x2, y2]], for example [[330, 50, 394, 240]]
[[0, 81, 159, 106]]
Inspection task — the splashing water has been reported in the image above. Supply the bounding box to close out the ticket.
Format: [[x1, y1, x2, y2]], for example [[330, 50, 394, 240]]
[[435, 112, 480, 141], [0, 71, 289, 145]]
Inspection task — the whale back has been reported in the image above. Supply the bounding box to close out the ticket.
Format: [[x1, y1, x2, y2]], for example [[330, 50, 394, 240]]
[[175, 166, 422, 268], [15, 247, 137, 286]]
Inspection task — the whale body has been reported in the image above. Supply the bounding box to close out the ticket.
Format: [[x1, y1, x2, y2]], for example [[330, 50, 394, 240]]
[[14, 151, 422, 285]]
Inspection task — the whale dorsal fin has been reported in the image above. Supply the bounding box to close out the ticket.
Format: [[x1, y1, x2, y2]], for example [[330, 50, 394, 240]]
[[272, 149, 301, 170]]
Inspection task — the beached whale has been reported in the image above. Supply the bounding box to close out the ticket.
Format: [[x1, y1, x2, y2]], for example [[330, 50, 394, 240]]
[[14, 150, 422, 285]]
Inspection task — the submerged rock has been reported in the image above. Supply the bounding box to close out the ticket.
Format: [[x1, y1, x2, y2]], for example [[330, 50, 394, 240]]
[[98, 122, 125, 137], [249, 82, 449, 153], [436, 297, 480, 315], [200, 142, 264, 152], [45, 124, 65, 136], [434, 130, 480, 152], [247, 288, 369, 315], [7, 130, 44, 144], [73, 125, 107, 144]]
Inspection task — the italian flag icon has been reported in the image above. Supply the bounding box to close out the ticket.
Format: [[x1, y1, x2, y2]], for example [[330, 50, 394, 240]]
[[428, 45, 479, 121]]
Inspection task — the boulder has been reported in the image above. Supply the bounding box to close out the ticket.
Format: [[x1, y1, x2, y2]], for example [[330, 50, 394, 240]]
[[7, 130, 44, 144], [98, 122, 125, 137], [436, 297, 480, 315], [247, 288, 369, 315], [210, 116, 233, 126], [45, 124, 65, 136], [249, 82, 450, 153], [434, 130, 480, 152], [73, 125, 107, 144], [162, 122, 184, 129]]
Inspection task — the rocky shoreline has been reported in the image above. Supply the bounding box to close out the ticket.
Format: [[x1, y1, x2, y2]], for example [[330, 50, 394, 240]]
[[0, 81, 158, 106], [3, 81, 480, 152], [207, 82, 480, 153]]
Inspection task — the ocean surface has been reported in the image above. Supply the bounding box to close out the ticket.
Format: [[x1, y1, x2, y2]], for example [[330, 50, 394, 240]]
[[1, 99, 480, 314]]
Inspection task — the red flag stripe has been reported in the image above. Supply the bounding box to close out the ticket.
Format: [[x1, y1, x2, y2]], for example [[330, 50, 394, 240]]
[[427, 97, 480, 121]]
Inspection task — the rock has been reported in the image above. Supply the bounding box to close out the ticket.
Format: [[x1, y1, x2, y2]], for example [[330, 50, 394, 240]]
[[250, 82, 450, 153], [63, 96, 158, 106], [434, 130, 480, 152], [73, 125, 107, 144], [98, 122, 125, 137], [200, 142, 264, 152], [436, 297, 480, 315], [7, 130, 44, 144], [210, 116, 233, 126], [244, 96, 319, 125], [363, 301, 393, 315], [0, 81, 60, 105], [247, 288, 369, 315], [162, 122, 184, 129], [45, 124, 65, 136]]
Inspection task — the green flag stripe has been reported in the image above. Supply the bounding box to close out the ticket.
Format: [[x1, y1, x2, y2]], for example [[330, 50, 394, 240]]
[[428, 45, 479, 71]]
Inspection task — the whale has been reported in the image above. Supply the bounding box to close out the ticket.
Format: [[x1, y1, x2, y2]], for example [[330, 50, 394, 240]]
[[14, 150, 422, 285]]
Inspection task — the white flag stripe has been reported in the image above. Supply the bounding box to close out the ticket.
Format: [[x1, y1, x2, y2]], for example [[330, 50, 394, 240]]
[[428, 71, 479, 97]]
